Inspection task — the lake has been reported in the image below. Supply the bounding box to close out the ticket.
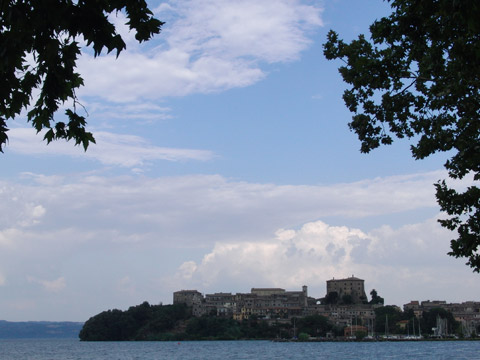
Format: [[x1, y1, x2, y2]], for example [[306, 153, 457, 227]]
[[0, 339, 479, 359]]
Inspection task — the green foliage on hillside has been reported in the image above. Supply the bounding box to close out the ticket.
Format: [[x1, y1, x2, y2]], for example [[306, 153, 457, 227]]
[[79, 302, 190, 341], [185, 315, 285, 340], [79, 302, 340, 341], [295, 314, 339, 338]]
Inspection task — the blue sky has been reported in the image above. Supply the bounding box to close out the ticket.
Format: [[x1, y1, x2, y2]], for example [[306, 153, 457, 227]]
[[1, 0, 478, 321]]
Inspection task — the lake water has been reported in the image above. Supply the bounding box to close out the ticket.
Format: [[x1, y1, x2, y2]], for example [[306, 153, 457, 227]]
[[0, 339, 479, 359]]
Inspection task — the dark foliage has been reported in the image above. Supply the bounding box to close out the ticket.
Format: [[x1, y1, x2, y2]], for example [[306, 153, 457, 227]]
[[324, 0, 480, 271], [369, 289, 384, 305], [419, 307, 459, 335], [78, 301, 343, 341], [324, 291, 339, 305], [295, 314, 334, 337], [374, 305, 459, 336], [79, 302, 190, 341], [0, 0, 163, 151]]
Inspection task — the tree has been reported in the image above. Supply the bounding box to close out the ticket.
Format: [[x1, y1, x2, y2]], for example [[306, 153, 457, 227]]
[[374, 305, 402, 335], [341, 294, 353, 305], [324, 1, 480, 271], [420, 308, 459, 336], [0, 0, 163, 151], [296, 314, 332, 337], [324, 291, 339, 305], [79, 302, 190, 341], [369, 289, 384, 305]]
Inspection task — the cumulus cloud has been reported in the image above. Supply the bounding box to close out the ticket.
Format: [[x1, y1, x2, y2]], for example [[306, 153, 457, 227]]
[[77, 0, 323, 102], [172, 217, 475, 305], [171, 220, 371, 291], [17, 204, 46, 227], [1, 170, 478, 319], [7, 128, 215, 167]]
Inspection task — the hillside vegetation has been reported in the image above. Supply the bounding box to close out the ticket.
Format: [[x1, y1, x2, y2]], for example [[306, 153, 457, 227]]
[[79, 302, 340, 341]]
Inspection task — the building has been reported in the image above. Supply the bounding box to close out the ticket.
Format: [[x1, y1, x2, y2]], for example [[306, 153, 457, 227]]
[[326, 275, 367, 304], [173, 286, 313, 321], [344, 325, 368, 337], [403, 300, 480, 336], [403, 300, 423, 318], [173, 290, 203, 307], [306, 303, 378, 329], [233, 286, 310, 321], [251, 288, 285, 296], [172, 278, 379, 329]]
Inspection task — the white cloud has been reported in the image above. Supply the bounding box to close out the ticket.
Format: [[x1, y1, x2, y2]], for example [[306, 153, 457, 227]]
[[19, 173, 65, 186], [1, 170, 478, 319], [7, 128, 215, 167], [0, 184, 46, 228], [6, 1, 324, 165], [28, 276, 66, 293], [166, 0, 322, 62], [171, 220, 369, 291], [86, 102, 173, 123], [0, 228, 19, 249], [30, 204, 46, 219], [0, 171, 443, 246], [172, 217, 477, 305], [77, 0, 323, 102]]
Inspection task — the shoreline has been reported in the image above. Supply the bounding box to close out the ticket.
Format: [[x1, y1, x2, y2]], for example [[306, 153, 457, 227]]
[[272, 337, 480, 343]]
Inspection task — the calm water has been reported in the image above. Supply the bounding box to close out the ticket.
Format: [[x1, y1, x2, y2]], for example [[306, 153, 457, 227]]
[[0, 339, 479, 359]]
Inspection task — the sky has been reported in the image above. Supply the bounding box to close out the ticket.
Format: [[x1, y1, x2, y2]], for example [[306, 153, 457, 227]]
[[1, 0, 478, 322]]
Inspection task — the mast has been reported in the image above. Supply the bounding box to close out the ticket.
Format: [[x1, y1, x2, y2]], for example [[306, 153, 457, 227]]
[[385, 315, 389, 337], [293, 317, 296, 339]]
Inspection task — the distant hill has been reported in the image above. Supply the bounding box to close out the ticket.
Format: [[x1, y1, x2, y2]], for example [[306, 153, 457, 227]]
[[0, 320, 84, 339]]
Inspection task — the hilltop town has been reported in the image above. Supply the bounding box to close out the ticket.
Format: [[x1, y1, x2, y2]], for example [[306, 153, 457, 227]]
[[174, 276, 480, 338], [78, 275, 480, 341]]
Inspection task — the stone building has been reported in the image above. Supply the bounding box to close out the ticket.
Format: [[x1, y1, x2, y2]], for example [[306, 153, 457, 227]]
[[234, 286, 310, 321], [173, 286, 312, 321], [173, 290, 203, 307], [251, 288, 285, 296], [326, 275, 367, 304], [403, 300, 422, 318], [306, 303, 378, 329], [172, 277, 384, 335]]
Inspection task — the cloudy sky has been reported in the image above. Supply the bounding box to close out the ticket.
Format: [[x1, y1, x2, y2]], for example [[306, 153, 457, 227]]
[[2, 0, 478, 321]]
